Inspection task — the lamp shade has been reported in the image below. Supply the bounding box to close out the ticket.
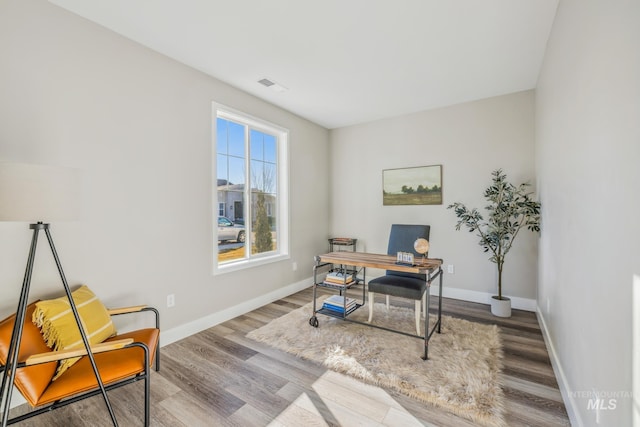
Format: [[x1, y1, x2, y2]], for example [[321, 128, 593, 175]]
[[0, 162, 81, 222]]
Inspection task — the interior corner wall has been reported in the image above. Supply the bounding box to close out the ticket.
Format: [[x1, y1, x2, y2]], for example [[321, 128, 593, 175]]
[[535, 0, 640, 425], [329, 90, 538, 303], [0, 0, 330, 330]]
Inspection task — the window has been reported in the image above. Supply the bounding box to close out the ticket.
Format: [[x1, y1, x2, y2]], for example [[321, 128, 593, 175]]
[[213, 104, 289, 273]]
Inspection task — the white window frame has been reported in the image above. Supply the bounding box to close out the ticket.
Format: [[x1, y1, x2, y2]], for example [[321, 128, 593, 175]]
[[218, 202, 225, 217], [212, 103, 289, 275]]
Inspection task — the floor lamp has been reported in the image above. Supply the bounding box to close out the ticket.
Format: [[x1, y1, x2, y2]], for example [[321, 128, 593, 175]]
[[0, 163, 117, 426]]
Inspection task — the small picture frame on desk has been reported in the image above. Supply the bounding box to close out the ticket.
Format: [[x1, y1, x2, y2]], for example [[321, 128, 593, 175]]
[[396, 251, 414, 265]]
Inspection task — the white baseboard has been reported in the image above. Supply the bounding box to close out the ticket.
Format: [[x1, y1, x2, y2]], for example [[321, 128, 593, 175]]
[[537, 307, 581, 426], [160, 277, 312, 346], [160, 279, 536, 350], [429, 284, 537, 312], [159, 278, 535, 350]]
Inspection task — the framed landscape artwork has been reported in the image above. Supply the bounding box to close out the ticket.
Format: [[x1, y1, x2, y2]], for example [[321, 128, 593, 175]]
[[382, 165, 442, 206]]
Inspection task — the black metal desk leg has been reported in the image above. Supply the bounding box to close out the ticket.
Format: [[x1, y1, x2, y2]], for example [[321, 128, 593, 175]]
[[438, 267, 443, 333], [422, 282, 430, 360]]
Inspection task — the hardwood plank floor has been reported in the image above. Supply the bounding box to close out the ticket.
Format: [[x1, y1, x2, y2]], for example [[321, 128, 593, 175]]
[[8, 287, 570, 426]]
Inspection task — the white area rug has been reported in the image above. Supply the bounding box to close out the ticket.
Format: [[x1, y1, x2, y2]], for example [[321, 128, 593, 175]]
[[247, 300, 505, 427]]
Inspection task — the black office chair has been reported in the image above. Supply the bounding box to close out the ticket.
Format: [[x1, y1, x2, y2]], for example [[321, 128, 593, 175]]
[[367, 224, 430, 335]]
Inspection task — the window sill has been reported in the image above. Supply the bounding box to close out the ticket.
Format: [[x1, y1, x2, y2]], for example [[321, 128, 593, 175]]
[[213, 253, 290, 276]]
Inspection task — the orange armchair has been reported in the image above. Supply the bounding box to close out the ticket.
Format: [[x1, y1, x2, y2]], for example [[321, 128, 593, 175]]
[[0, 302, 159, 426]]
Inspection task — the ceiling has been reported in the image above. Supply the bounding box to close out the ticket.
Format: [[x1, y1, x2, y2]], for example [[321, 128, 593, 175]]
[[48, 0, 559, 129]]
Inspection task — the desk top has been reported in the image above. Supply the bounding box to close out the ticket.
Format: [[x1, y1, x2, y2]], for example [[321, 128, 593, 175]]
[[317, 251, 442, 274]]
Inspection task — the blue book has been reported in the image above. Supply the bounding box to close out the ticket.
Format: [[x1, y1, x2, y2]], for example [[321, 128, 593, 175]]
[[321, 304, 358, 315]]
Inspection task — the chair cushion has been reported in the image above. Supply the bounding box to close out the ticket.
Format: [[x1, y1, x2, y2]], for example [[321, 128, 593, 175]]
[[32, 285, 117, 380], [368, 275, 426, 300], [37, 328, 159, 406]]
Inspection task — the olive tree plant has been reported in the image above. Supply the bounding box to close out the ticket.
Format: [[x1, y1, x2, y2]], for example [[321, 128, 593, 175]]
[[447, 169, 541, 300]]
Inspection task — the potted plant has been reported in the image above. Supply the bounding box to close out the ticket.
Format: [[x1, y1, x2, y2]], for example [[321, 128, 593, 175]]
[[448, 169, 541, 317]]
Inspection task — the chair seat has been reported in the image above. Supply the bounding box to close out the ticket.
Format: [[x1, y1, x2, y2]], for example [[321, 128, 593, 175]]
[[368, 275, 426, 300], [37, 328, 159, 406]]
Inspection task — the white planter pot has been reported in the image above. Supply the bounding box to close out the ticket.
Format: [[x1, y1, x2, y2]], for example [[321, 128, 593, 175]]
[[491, 296, 511, 317]]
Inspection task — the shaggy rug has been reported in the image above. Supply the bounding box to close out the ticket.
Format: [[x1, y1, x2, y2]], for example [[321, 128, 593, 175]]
[[247, 300, 505, 427]]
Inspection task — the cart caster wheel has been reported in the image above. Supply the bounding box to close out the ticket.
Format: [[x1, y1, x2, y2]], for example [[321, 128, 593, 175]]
[[309, 316, 319, 328]]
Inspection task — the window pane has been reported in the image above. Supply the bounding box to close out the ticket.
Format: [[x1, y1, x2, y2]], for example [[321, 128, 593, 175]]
[[216, 154, 228, 185], [250, 160, 264, 192], [216, 118, 228, 154], [227, 156, 245, 186], [264, 163, 276, 194], [264, 134, 277, 163], [250, 160, 277, 194], [218, 189, 247, 264], [228, 121, 245, 157], [250, 130, 263, 161], [252, 192, 275, 255], [266, 195, 277, 251], [218, 120, 247, 265]]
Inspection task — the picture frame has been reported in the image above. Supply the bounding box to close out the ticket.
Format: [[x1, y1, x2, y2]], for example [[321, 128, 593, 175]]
[[396, 251, 415, 265], [382, 165, 442, 206]]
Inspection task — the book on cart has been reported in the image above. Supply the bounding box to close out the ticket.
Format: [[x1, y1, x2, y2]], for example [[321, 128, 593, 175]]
[[322, 306, 358, 316], [322, 305, 358, 316], [323, 279, 355, 287], [322, 295, 357, 314], [329, 237, 356, 245], [324, 271, 355, 285]]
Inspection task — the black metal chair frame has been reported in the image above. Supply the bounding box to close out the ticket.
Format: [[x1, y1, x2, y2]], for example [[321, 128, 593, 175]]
[[0, 307, 160, 426]]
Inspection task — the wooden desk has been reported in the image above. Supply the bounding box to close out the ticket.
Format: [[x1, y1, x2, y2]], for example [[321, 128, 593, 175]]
[[310, 252, 443, 360]]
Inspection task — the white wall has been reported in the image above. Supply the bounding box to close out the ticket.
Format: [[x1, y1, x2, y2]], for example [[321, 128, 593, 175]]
[[0, 0, 330, 332], [329, 91, 538, 304], [536, 0, 640, 425]]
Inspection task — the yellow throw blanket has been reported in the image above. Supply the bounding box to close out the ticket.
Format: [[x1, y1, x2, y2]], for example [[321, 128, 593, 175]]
[[32, 285, 116, 380]]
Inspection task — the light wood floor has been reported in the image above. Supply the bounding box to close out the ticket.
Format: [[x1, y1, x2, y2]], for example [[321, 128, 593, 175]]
[[10, 287, 570, 426]]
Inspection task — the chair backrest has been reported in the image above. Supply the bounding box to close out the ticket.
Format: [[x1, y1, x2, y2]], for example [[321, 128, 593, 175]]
[[386, 224, 430, 279]]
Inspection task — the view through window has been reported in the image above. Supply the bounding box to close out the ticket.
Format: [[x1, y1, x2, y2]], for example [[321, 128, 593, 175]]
[[214, 107, 288, 270]]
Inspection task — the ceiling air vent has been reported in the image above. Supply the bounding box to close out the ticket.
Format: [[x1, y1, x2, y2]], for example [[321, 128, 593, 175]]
[[258, 78, 275, 87], [257, 78, 288, 93]]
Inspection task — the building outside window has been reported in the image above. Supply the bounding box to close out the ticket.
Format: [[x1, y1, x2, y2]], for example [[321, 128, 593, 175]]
[[213, 104, 289, 272]]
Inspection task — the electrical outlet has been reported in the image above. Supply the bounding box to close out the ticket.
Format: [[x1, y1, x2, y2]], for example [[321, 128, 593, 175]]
[[167, 294, 175, 308], [292, 261, 298, 271], [447, 264, 455, 274]]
